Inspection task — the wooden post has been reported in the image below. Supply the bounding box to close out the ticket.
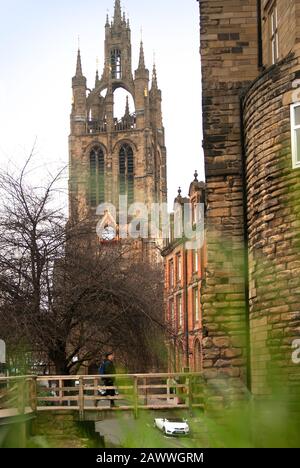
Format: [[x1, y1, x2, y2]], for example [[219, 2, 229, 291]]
[[183, 376, 188, 407], [143, 377, 147, 406], [188, 376, 194, 413], [94, 377, 98, 408], [133, 376, 138, 419], [58, 379, 63, 406], [30, 377, 37, 412], [79, 377, 84, 420], [17, 379, 25, 415], [167, 378, 171, 404]]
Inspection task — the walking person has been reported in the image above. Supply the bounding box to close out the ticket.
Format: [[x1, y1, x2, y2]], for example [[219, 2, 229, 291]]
[[99, 352, 117, 407]]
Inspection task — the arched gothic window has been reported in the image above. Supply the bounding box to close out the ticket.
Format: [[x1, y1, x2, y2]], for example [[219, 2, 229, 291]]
[[111, 49, 122, 80], [119, 144, 134, 205], [90, 147, 105, 207]]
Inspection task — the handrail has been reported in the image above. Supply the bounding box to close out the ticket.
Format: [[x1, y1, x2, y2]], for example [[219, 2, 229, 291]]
[[35, 372, 203, 380], [0, 373, 204, 419], [0, 375, 37, 418], [0, 375, 36, 382]]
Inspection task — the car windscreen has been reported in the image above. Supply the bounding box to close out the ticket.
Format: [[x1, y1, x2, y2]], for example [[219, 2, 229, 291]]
[[166, 418, 185, 423]]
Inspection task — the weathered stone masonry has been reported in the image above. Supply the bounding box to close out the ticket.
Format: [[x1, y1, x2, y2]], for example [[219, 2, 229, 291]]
[[69, 1, 167, 261], [199, 0, 300, 402], [243, 53, 300, 397], [199, 0, 259, 399]]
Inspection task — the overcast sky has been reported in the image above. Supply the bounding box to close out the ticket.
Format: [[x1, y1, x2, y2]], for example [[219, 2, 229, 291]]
[[0, 0, 203, 209]]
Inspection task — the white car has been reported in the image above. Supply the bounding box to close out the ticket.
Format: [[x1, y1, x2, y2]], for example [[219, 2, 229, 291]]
[[154, 417, 190, 436]]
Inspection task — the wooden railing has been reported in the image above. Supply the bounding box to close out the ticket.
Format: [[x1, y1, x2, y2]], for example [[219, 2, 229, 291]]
[[0, 375, 37, 418], [0, 373, 204, 419]]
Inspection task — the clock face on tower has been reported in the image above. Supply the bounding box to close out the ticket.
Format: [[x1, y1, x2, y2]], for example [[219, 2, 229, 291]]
[[101, 226, 116, 241]]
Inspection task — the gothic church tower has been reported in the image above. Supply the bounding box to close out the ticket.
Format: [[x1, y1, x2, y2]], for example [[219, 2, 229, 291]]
[[69, 0, 167, 257]]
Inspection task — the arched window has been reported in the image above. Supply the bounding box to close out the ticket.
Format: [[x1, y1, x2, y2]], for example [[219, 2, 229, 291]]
[[119, 144, 134, 205], [111, 49, 122, 80], [89, 147, 105, 207]]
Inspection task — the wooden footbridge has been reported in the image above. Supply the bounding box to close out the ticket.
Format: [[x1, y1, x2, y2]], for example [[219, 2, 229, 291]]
[[0, 373, 204, 422]]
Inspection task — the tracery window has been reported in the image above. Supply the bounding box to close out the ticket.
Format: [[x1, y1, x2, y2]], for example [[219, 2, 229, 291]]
[[111, 49, 122, 79], [90, 147, 105, 207], [119, 144, 134, 205]]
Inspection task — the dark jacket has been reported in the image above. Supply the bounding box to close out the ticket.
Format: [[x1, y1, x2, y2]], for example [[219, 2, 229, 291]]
[[103, 359, 116, 385]]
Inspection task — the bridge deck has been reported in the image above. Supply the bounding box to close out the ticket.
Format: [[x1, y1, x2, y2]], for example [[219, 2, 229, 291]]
[[0, 407, 33, 419]]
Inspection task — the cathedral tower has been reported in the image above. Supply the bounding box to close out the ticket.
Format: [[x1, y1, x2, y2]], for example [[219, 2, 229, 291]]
[[69, 0, 167, 256]]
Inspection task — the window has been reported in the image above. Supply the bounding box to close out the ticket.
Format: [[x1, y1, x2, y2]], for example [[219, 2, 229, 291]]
[[291, 103, 300, 169], [192, 201, 199, 226], [119, 144, 134, 205], [169, 260, 174, 289], [192, 202, 195, 225], [177, 295, 183, 328], [89, 147, 105, 207], [177, 255, 182, 282], [169, 214, 175, 244], [111, 49, 122, 79], [169, 300, 175, 326], [193, 288, 199, 323], [193, 249, 199, 273], [270, 5, 279, 64]]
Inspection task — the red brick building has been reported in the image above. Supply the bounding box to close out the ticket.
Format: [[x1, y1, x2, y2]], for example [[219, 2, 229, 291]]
[[162, 173, 206, 372]]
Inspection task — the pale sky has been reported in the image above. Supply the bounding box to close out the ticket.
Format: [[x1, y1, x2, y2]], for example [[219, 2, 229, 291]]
[[0, 0, 203, 209]]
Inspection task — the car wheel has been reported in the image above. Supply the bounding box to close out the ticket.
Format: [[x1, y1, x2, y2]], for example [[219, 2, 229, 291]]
[[163, 427, 167, 435]]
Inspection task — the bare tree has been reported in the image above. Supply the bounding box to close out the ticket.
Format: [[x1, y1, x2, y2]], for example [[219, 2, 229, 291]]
[[0, 157, 167, 375]]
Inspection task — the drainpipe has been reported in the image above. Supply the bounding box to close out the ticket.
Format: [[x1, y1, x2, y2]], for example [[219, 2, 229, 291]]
[[184, 242, 189, 371], [257, 0, 263, 70]]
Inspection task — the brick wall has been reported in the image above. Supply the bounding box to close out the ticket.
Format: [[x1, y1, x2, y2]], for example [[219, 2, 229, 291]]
[[164, 242, 204, 372]]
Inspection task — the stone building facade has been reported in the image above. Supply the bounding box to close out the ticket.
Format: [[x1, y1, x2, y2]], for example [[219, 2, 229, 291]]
[[162, 173, 206, 373], [199, 0, 300, 401], [69, 0, 167, 259]]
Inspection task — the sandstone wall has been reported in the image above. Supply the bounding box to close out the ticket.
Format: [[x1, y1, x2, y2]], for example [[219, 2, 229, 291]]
[[199, 0, 259, 399], [243, 51, 300, 398]]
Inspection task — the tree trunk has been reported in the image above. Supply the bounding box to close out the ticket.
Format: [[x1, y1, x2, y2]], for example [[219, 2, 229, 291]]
[[51, 355, 76, 407], [54, 361, 70, 376], [49, 347, 69, 376]]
